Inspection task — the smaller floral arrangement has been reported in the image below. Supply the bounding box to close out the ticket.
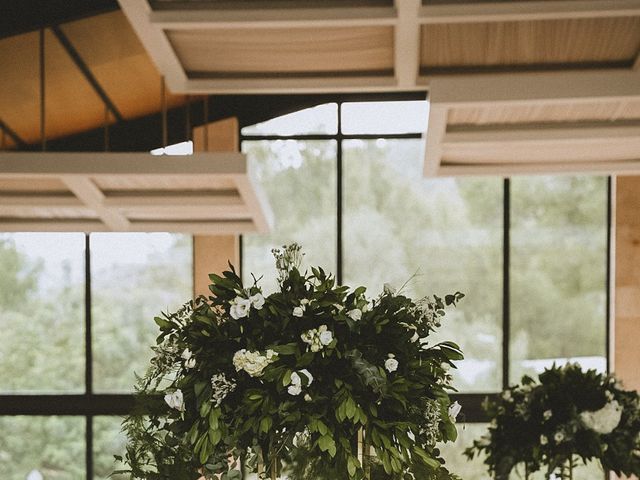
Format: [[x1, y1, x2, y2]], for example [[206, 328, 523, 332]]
[[465, 363, 640, 479]]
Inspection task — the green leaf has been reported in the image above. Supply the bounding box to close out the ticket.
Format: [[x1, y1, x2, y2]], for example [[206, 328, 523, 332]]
[[282, 369, 293, 386], [153, 316, 172, 330], [208, 428, 222, 446], [271, 343, 298, 355], [259, 416, 273, 433]]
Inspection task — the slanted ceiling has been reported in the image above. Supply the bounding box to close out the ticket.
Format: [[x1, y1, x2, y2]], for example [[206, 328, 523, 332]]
[[0, 10, 186, 148]]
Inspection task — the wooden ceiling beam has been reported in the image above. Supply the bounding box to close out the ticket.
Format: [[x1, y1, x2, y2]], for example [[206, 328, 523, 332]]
[[394, 0, 421, 88], [150, 6, 397, 29], [419, 0, 640, 24]]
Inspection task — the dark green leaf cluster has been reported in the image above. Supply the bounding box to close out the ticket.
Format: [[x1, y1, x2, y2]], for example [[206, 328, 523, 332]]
[[118, 246, 465, 479], [465, 363, 640, 478]]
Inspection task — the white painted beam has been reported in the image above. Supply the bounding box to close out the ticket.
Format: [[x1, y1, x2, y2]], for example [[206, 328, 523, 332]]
[[127, 220, 258, 234], [0, 152, 246, 176], [423, 104, 447, 177], [182, 76, 400, 94], [429, 70, 640, 107], [62, 177, 131, 231], [0, 220, 108, 232], [150, 7, 397, 29], [0, 195, 83, 208], [117, 0, 187, 91], [394, 0, 421, 88], [419, 0, 640, 24]]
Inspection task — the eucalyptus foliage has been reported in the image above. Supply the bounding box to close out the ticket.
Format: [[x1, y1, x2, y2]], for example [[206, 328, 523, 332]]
[[117, 245, 465, 479], [465, 363, 640, 479]]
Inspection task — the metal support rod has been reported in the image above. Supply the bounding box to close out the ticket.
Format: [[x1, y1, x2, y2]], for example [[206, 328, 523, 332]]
[[40, 28, 46, 152], [203, 96, 209, 151], [502, 178, 511, 389], [161, 76, 168, 148], [104, 105, 110, 152]]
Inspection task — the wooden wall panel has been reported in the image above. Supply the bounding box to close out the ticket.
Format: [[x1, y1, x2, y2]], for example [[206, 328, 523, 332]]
[[168, 26, 394, 74], [447, 100, 640, 126], [421, 17, 640, 69], [615, 176, 640, 393], [192, 117, 240, 297]]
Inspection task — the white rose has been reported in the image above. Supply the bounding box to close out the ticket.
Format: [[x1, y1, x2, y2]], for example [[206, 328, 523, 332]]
[[181, 348, 193, 360], [580, 400, 623, 434], [319, 330, 333, 346], [554, 431, 565, 443], [385, 356, 399, 373], [164, 389, 185, 412], [311, 344, 321, 353], [230, 297, 251, 319], [347, 309, 362, 321], [250, 293, 265, 310], [290, 372, 301, 386], [288, 384, 302, 396], [185, 357, 196, 369], [292, 306, 305, 317], [543, 410, 553, 420], [448, 401, 462, 422], [540, 435, 548, 445], [299, 369, 313, 385]]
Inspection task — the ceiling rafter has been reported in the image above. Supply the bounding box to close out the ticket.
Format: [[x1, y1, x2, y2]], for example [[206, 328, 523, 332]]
[[0, 119, 27, 148]]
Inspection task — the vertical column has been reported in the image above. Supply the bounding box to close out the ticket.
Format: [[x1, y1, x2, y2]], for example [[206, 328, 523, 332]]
[[192, 117, 241, 297], [614, 176, 640, 392]]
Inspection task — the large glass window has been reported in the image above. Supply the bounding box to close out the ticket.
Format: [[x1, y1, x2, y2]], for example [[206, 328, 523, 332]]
[[241, 100, 609, 399], [0, 232, 192, 478]]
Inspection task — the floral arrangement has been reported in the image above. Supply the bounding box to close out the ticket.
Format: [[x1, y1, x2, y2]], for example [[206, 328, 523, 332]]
[[465, 363, 640, 479], [117, 244, 465, 480]]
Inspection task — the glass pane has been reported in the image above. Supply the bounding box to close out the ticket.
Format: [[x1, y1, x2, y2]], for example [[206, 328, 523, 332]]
[[241, 103, 338, 136], [94, 416, 127, 480], [0, 416, 84, 479], [242, 140, 337, 293], [510, 176, 607, 382], [341, 100, 429, 134], [92, 233, 192, 392], [343, 139, 503, 392], [439, 424, 490, 480], [0, 233, 85, 393]]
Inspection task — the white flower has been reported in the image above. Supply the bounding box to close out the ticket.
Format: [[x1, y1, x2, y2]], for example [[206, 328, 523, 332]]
[[448, 401, 462, 422], [292, 306, 305, 317], [290, 372, 301, 386], [319, 330, 333, 346], [230, 297, 251, 319], [185, 357, 196, 369], [250, 293, 265, 310], [288, 384, 302, 396], [164, 389, 185, 412], [210, 373, 236, 407], [385, 354, 399, 373], [232, 349, 277, 377], [311, 344, 321, 352], [543, 410, 553, 420], [580, 400, 623, 434], [540, 434, 548, 445], [299, 369, 313, 385], [441, 362, 451, 372], [304, 393, 312, 402], [181, 348, 193, 360], [554, 431, 565, 443], [347, 309, 362, 321], [502, 390, 512, 402], [410, 332, 420, 343]]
